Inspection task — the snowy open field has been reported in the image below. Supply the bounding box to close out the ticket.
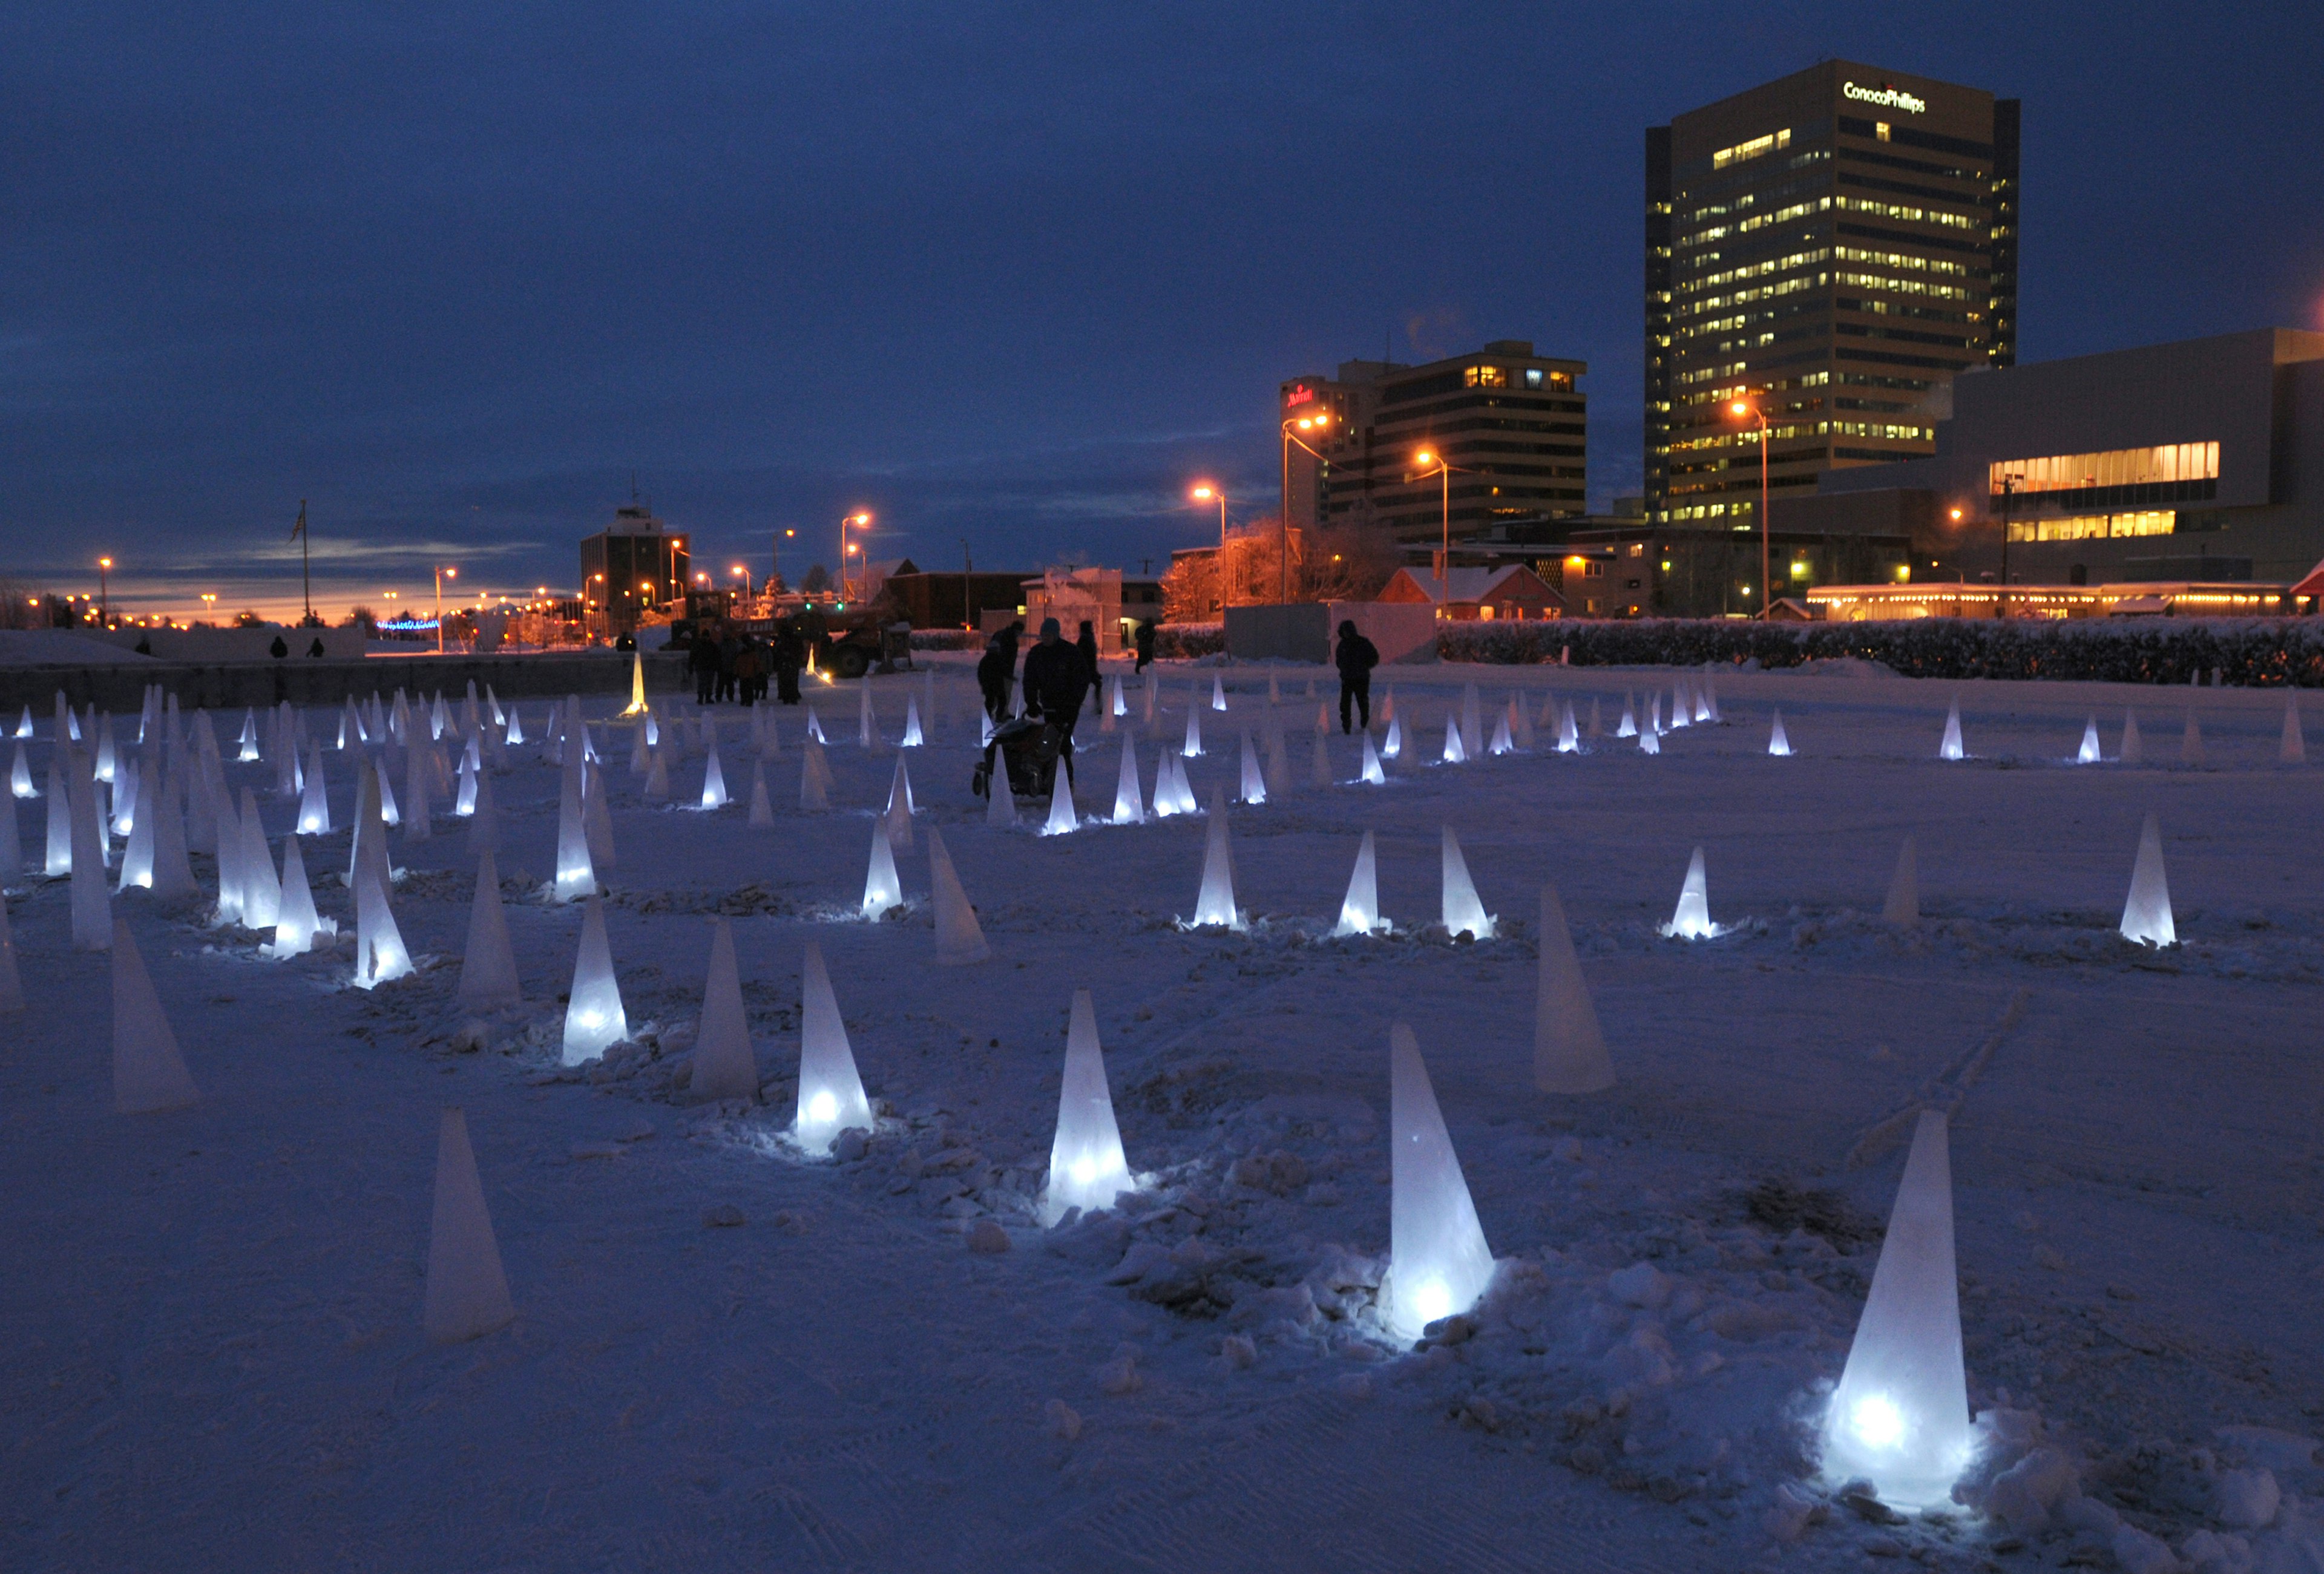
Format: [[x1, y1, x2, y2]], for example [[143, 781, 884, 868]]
[[6, 654, 2324, 1573]]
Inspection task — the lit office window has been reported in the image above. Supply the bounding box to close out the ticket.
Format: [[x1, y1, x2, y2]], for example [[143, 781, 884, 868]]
[[1991, 443, 2217, 494], [1465, 365, 1508, 388], [1712, 128, 1793, 169], [1524, 368, 1544, 388]]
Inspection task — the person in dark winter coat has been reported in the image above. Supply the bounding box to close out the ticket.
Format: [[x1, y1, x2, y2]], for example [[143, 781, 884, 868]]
[[977, 621, 1023, 721], [1019, 617, 1093, 787], [1133, 617, 1157, 674], [772, 621, 806, 704], [1075, 620, 1101, 713], [1334, 618, 1379, 733], [690, 624, 723, 703]]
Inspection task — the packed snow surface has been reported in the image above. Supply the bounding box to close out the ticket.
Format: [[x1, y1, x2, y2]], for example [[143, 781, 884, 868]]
[[7, 658, 2324, 1572]]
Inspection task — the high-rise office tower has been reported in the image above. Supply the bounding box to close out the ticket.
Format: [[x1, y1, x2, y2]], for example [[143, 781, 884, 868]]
[[1645, 62, 2018, 528]]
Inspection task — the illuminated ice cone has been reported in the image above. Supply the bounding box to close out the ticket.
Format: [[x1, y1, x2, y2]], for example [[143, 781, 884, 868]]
[[885, 752, 916, 818], [2076, 715, 2101, 764], [799, 738, 830, 812], [554, 762, 596, 901], [1171, 753, 1199, 815], [985, 761, 1017, 826], [1460, 684, 1482, 757], [402, 747, 432, 841], [748, 762, 774, 827], [298, 743, 330, 832], [1440, 826, 1494, 940], [1182, 702, 1203, 758], [11, 740, 31, 798], [2283, 695, 2306, 764], [70, 772, 112, 948], [466, 767, 501, 855], [1670, 678, 1691, 730], [643, 745, 674, 801], [691, 918, 760, 1103], [1311, 728, 1331, 787], [0, 893, 21, 1011], [902, 695, 924, 747], [0, 773, 18, 875], [376, 758, 401, 827], [1042, 988, 1133, 1224], [116, 779, 154, 892], [504, 705, 524, 747], [1637, 721, 1660, 755], [423, 1107, 516, 1343], [860, 821, 905, 918], [1769, 709, 1793, 756], [1149, 750, 1178, 819], [1534, 884, 1613, 1094], [621, 648, 648, 716], [1237, 731, 1265, 805], [44, 755, 70, 875], [699, 745, 729, 810], [1039, 757, 1080, 834], [1648, 693, 1663, 735], [1557, 702, 1579, 753], [796, 940, 872, 1153], [1441, 717, 1466, 764], [928, 825, 990, 965], [628, 721, 649, 776], [11, 705, 27, 739], [1617, 694, 1636, 738], [455, 752, 478, 817], [238, 707, 259, 762], [1211, 674, 1227, 712], [1108, 674, 1125, 717], [455, 851, 522, 1009], [1360, 730, 1385, 784], [2120, 709, 2144, 765], [1384, 714, 1404, 759], [1883, 835, 1920, 928], [111, 916, 199, 1113], [858, 682, 876, 748], [1380, 686, 1396, 726], [1112, 734, 1144, 825], [1384, 1022, 1495, 1342], [562, 897, 628, 1063], [271, 834, 329, 956], [1697, 675, 1716, 723], [2181, 710, 2203, 764], [1315, 700, 1331, 735], [1661, 847, 1715, 939], [2120, 810, 2175, 947], [1190, 787, 1242, 930], [1333, 830, 1383, 937], [884, 778, 914, 853], [1823, 1110, 1972, 1510], [1488, 713, 1512, 755], [353, 865, 414, 988], [806, 705, 827, 744], [1938, 697, 1964, 761]]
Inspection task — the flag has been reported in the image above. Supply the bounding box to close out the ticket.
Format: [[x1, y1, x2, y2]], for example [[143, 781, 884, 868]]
[[290, 501, 307, 542]]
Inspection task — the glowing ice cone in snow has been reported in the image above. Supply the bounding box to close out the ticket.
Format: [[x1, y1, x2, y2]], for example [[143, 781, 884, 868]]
[[928, 825, 990, 965], [1439, 827, 1494, 940], [1189, 787, 1242, 930], [1488, 712, 1512, 754], [1768, 710, 1793, 756], [455, 752, 478, 817], [1383, 715, 1404, 759], [620, 649, 648, 716], [806, 705, 827, 744], [116, 779, 154, 891], [1211, 675, 1227, 712], [2119, 811, 2174, 946], [698, 746, 728, 809], [1384, 1023, 1495, 1342], [424, 1107, 516, 1343], [353, 865, 414, 988], [902, 695, 924, 747], [858, 683, 876, 748], [111, 916, 199, 1112], [747, 762, 774, 827], [2076, 715, 2101, 764], [1822, 1110, 1971, 1510], [1557, 702, 1579, 753], [0, 893, 21, 1011], [1043, 764, 1078, 835], [1648, 693, 1663, 735], [297, 743, 330, 831], [1661, 847, 1716, 939], [11, 741, 31, 798], [1112, 735, 1144, 825], [796, 940, 872, 1153], [691, 918, 760, 1102], [0, 775, 17, 876], [70, 769, 111, 948], [862, 822, 904, 919], [466, 767, 501, 855], [44, 757, 71, 875], [1669, 678, 1690, 730], [2283, 695, 2306, 764], [798, 740, 829, 812], [1360, 731, 1385, 784], [885, 753, 916, 816], [2120, 709, 2144, 765], [984, 761, 1017, 826], [271, 834, 330, 957], [1333, 830, 1383, 937], [554, 762, 596, 900], [1182, 702, 1203, 758], [1883, 835, 1920, 928], [1534, 884, 1613, 1093], [1636, 721, 1659, 755], [1237, 731, 1265, 804], [1938, 697, 1964, 761], [562, 897, 628, 1063], [1617, 694, 1636, 738], [456, 850, 522, 1009], [1043, 988, 1134, 1224], [1441, 717, 1466, 764]]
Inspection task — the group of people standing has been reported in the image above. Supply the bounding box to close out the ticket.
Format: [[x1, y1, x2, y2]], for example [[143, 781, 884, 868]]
[[686, 614, 820, 707]]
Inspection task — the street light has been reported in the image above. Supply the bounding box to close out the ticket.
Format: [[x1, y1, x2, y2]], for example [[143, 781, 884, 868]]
[[1408, 448, 1478, 601], [1728, 396, 1771, 618], [732, 564, 752, 601], [97, 557, 112, 626], [1190, 483, 1229, 615], [1279, 412, 1332, 603], [434, 565, 457, 653], [773, 526, 796, 594], [839, 511, 872, 601]]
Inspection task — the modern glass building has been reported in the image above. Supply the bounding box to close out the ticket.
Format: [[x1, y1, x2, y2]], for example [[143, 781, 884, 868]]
[[579, 503, 689, 636], [1645, 62, 2018, 530]]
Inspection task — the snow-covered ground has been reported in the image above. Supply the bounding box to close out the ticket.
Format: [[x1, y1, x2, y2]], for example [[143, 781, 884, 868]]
[[7, 656, 2324, 1573]]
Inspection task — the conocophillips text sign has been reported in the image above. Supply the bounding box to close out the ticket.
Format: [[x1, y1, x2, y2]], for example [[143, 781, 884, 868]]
[[1843, 80, 1928, 114]]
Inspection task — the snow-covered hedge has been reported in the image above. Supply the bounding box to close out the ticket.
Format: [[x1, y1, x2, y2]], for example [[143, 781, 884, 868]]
[[1155, 623, 1226, 660], [907, 629, 983, 652], [1437, 617, 2324, 686]]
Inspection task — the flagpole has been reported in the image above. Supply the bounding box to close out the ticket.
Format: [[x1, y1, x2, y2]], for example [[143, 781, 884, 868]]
[[297, 500, 311, 625]]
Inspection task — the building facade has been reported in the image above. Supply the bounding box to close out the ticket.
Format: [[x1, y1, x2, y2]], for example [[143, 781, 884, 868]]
[[1646, 62, 2019, 529], [579, 503, 689, 636], [1279, 342, 1587, 554]]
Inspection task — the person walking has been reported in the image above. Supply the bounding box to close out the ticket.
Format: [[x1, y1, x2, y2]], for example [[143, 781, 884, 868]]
[[1020, 617, 1093, 789], [977, 620, 1023, 721], [1075, 620, 1101, 714], [1334, 618, 1379, 734], [690, 622, 721, 704], [1133, 617, 1157, 675], [772, 620, 806, 705]]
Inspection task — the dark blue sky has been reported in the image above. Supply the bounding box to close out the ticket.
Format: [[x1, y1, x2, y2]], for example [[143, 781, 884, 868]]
[[5, 2, 2321, 617]]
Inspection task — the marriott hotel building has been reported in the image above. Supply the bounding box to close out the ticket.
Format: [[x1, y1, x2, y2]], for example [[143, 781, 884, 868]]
[[1645, 62, 2019, 528]]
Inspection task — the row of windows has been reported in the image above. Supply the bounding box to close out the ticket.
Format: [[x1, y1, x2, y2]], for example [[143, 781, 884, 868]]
[[1683, 272, 1827, 316], [1991, 442, 2218, 493], [1678, 172, 1837, 244], [1834, 322, 1978, 349], [1675, 146, 1831, 208], [1669, 418, 1931, 451], [1836, 297, 1978, 326], [1834, 267, 1972, 300], [1712, 126, 1793, 169], [1833, 194, 1981, 232], [1839, 170, 1991, 211], [1836, 220, 1991, 258], [1835, 114, 1996, 161], [1835, 143, 1991, 184], [2004, 511, 2176, 543], [1833, 244, 1974, 278], [1680, 246, 1830, 293]]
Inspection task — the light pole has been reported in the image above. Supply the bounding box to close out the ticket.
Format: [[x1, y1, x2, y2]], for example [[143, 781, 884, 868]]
[[732, 565, 752, 603], [1993, 473, 2021, 619], [200, 591, 217, 624], [97, 557, 112, 626], [1190, 483, 1228, 614], [1727, 396, 1772, 617], [773, 527, 796, 594], [839, 511, 872, 602], [433, 565, 457, 653], [1409, 450, 1479, 603], [1279, 413, 1333, 603], [960, 537, 974, 631]]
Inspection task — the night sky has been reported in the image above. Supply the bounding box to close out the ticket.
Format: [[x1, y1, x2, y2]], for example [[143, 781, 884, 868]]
[[5, 2, 2320, 620]]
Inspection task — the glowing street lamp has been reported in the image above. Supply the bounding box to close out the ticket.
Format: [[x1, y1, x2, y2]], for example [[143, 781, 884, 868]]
[[1728, 396, 1771, 618], [732, 564, 752, 600], [433, 565, 457, 653], [97, 557, 113, 626], [839, 511, 872, 600], [1407, 448, 1477, 606], [1279, 413, 1333, 603]]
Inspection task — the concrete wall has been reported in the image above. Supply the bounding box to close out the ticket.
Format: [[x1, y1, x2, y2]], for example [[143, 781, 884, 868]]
[[1329, 602, 1438, 664], [1224, 603, 1330, 662], [84, 626, 370, 663], [0, 651, 688, 715]]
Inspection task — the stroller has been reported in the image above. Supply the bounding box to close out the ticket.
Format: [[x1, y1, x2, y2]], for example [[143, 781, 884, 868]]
[[973, 714, 1071, 802]]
